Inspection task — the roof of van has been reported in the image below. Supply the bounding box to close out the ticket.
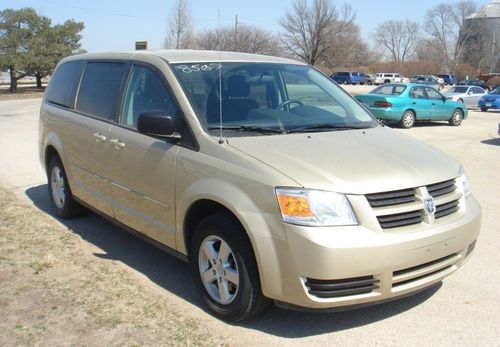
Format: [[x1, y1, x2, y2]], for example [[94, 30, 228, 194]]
[[66, 49, 305, 65]]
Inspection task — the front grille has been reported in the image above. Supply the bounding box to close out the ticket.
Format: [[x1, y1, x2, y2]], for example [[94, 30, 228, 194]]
[[366, 188, 416, 207], [367, 178, 461, 230], [435, 199, 459, 218], [377, 210, 423, 229], [305, 276, 379, 298], [392, 253, 460, 288], [427, 179, 456, 197]]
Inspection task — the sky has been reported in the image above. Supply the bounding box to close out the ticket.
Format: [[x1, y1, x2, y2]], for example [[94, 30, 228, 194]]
[[2, 0, 491, 52]]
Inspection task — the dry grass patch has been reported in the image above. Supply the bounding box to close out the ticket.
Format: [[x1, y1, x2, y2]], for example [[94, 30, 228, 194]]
[[0, 187, 225, 346]]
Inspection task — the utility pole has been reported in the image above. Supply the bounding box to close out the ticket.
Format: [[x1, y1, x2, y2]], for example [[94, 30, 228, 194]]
[[234, 14, 238, 52]]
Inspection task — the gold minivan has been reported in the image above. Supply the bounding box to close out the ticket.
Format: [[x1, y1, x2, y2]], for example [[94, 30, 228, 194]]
[[39, 50, 481, 321]]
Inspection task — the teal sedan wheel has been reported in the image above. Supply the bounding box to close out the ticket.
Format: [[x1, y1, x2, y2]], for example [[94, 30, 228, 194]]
[[400, 110, 416, 128], [449, 109, 463, 126]]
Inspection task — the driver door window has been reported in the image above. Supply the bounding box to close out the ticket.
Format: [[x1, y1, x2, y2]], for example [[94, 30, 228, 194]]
[[120, 65, 178, 128]]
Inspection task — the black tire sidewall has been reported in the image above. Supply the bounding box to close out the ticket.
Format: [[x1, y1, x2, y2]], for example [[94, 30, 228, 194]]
[[190, 214, 265, 322]]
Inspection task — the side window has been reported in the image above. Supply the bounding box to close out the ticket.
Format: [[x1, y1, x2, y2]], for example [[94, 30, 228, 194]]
[[471, 87, 484, 94], [76, 62, 127, 121], [120, 65, 178, 128], [409, 86, 426, 99], [425, 87, 442, 100], [45, 60, 85, 108]]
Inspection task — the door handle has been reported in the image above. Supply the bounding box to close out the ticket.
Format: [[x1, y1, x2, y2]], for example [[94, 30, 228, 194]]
[[412, 102, 416, 105], [110, 138, 125, 149], [93, 132, 107, 142], [432, 103, 436, 105]]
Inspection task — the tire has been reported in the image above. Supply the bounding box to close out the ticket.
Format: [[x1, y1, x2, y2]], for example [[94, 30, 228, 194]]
[[343, 79, 349, 85], [400, 110, 416, 128], [367, 81, 372, 85], [360, 82, 365, 85], [449, 109, 464, 126], [190, 213, 270, 322], [47, 156, 83, 218], [480, 107, 488, 112]]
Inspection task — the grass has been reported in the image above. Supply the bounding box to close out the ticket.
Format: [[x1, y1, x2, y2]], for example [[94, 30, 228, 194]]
[[0, 87, 45, 100], [0, 186, 225, 346]]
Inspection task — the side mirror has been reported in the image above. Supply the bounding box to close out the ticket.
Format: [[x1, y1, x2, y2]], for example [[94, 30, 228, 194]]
[[137, 110, 181, 140], [467, 91, 473, 95]]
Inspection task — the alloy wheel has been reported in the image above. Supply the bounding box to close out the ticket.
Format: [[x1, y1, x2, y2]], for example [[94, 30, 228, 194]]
[[50, 166, 66, 208]]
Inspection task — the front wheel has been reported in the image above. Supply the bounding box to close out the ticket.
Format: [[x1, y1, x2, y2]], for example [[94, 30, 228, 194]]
[[190, 214, 270, 322], [367, 80, 372, 85], [343, 79, 349, 85], [47, 156, 83, 218], [449, 109, 464, 126], [400, 110, 416, 128], [480, 107, 488, 112]]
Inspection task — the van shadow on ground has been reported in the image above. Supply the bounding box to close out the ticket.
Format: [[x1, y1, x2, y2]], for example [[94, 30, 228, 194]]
[[26, 184, 441, 338]]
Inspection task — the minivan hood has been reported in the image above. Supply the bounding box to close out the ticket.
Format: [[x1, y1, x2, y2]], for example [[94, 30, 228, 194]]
[[227, 127, 460, 194]]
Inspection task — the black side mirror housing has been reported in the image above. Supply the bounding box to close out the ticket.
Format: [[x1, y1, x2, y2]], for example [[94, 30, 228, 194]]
[[137, 110, 181, 139]]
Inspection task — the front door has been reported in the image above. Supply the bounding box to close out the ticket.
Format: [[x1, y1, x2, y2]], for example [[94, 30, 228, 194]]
[[426, 87, 450, 120], [108, 64, 180, 248]]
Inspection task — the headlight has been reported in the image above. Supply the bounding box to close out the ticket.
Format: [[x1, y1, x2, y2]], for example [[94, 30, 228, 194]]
[[275, 188, 357, 226], [457, 166, 471, 197]]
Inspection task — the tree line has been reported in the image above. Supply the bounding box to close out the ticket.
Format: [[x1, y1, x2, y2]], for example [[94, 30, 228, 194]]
[[166, 0, 492, 76], [0, 8, 84, 92]]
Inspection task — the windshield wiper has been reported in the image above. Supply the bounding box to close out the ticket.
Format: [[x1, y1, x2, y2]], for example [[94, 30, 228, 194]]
[[208, 125, 285, 135], [288, 124, 363, 133]]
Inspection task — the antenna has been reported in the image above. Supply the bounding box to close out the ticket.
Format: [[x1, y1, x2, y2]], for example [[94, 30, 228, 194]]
[[218, 10, 224, 144]]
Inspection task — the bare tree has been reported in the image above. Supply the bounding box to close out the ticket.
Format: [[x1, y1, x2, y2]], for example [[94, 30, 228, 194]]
[[373, 20, 420, 61], [195, 25, 281, 55], [279, 0, 354, 66], [164, 0, 193, 49], [324, 23, 369, 68], [424, 0, 478, 70]]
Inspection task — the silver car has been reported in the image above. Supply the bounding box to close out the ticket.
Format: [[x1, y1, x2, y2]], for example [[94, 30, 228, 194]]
[[442, 86, 488, 108]]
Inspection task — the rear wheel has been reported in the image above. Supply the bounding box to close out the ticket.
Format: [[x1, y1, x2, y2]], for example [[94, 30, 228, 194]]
[[367, 80, 372, 85], [190, 214, 270, 322], [343, 79, 349, 85], [480, 106, 488, 112], [449, 109, 464, 126], [47, 156, 82, 218], [400, 110, 416, 128]]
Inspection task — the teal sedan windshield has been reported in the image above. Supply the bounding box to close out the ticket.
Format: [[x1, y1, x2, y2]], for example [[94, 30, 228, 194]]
[[172, 62, 378, 136]]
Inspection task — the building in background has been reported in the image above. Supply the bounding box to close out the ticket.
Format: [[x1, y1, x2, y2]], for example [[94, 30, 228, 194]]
[[461, 0, 499, 73]]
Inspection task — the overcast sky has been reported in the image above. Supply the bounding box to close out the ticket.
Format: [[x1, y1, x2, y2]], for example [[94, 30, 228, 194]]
[[3, 0, 490, 52]]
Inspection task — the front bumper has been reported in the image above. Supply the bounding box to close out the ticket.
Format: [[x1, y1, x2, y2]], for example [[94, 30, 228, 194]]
[[478, 100, 500, 109], [251, 195, 481, 309]]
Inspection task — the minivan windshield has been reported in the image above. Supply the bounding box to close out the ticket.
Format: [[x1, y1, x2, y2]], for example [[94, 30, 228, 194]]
[[172, 62, 378, 136]]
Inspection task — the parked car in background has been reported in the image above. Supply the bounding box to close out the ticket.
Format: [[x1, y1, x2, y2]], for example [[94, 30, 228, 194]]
[[365, 73, 377, 85], [414, 76, 444, 91], [330, 71, 362, 85], [457, 79, 490, 91], [355, 83, 467, 128], [442, 86, 488, 108], [430, 75, 445, 85], [437, 74, 458, 86], [374, 73, 409, 85], [357, 72, 367, 85], [478, 86, 500, 112]]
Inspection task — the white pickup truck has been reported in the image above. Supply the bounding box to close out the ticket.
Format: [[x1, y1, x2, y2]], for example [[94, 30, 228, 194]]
[[374, 73, 409, 85]]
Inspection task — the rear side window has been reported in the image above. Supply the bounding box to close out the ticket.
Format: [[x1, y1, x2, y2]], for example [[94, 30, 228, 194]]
[[76, 62, 127, 120], [45, 60, 85, 108]]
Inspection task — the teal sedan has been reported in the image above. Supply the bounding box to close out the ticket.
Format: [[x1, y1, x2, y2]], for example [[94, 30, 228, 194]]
[[356, 83, 467, 128]]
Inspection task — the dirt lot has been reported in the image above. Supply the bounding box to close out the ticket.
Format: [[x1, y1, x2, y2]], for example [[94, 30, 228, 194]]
[[0, 97, 499, 346]]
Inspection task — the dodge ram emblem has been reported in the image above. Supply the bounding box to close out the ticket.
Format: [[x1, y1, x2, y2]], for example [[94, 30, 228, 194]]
[[424, 198, 436, 214]]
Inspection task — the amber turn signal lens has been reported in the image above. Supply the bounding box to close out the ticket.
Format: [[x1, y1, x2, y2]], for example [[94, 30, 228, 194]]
[[277, 194, 314, 217]]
